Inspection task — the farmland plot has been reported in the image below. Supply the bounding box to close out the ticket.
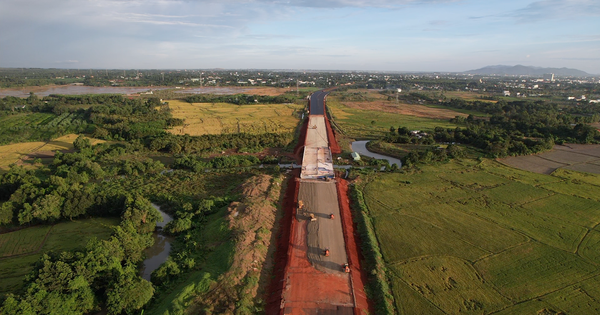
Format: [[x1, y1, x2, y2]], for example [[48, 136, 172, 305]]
[[361, 159, 600, 314], [326, 96, 458, 138], [166, 100, 303, 136], [0, 134, 104, 172], [392, 256, 510, 314]]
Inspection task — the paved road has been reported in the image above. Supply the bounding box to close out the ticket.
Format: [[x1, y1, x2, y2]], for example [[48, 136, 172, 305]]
[[298, 181, 348, 274], [310, 90, 329, 115]]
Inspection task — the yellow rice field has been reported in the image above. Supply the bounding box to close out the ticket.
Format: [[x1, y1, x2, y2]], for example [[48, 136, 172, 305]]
[[166, 100, 304, 136], [0, 134, 105, 172]]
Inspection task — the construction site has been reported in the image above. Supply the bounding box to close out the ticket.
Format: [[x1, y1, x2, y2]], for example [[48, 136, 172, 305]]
[[267, 91, 370, 315]]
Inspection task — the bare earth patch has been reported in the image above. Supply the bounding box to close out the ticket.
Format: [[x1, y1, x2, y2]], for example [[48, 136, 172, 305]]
[[190, 174, 283, 313], [341, 100, 468, 120]]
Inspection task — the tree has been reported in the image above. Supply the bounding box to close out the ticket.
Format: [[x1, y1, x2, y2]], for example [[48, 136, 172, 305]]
[[106, 265, 154, 315], [73, 135, 91, 151], [0, 202, 14, 225]]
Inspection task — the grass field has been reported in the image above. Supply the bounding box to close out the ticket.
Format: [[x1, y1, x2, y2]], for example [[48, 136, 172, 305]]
[[0, 134, 105, 172], [0, 217, 119, 296], [166, 99, 304, 136], [326, 95, 459, 139], [0, 225, 52, 258], [361, 159, 600, 314]]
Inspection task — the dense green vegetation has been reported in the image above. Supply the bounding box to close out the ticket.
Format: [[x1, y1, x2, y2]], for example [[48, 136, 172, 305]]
[[0, 131, 271, 313], [0, 218, 119, 296], [0, 90, 295, 313], [357, 158, 600, 314], [0, 94, 295, 156], [379, 100, 600, 163]]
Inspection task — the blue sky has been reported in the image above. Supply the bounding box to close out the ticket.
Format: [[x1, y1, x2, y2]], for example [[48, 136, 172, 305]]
[[1, 0, 599, 73]]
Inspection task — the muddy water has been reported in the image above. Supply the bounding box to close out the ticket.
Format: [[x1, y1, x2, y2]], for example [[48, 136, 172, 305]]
[[0, 86, 174, 97], [141, 203, 174, 281], [0, 86, 257, 97], [173, 87, 254, 94], [351, 140, 402, 168]]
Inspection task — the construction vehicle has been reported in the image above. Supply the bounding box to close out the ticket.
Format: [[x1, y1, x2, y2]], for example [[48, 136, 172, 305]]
[[309, 213, 317, 221], [324, 249, 330, 257], [343, 263, 350, 273]]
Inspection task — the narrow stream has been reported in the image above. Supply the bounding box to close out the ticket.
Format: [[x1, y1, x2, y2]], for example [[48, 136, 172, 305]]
[[141, 203, 174, 281], [351, 140, 403, 168]]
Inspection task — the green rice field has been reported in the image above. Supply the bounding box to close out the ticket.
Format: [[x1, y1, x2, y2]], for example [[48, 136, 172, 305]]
[[361, 159, 600, 314]]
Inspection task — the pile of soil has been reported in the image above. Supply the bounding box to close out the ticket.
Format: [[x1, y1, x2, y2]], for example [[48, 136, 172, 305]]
[[192, 174, 284, 314]]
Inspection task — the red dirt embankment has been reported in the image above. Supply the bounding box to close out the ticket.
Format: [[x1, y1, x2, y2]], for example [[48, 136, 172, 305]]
[[336, 178, 372, 314], [265, 170, 300, 314], [324, 114, 341, 154], [294, 118, 309, 162], [323, 98, 341, 154]]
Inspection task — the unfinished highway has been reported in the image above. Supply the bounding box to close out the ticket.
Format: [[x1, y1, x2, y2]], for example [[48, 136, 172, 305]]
[[270, 91, 369, 315]]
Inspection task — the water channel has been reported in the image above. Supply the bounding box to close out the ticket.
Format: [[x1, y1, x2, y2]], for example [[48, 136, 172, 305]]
[[351, 140, 403, 168], [141, 203, 174, 281]]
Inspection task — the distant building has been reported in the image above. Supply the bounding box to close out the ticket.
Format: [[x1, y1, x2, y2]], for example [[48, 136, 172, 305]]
[[543, 73, 555, 81], [503, 91, 511, 96]]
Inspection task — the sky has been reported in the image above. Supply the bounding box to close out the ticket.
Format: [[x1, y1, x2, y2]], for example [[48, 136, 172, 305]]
[[1, 0, 599, 73]]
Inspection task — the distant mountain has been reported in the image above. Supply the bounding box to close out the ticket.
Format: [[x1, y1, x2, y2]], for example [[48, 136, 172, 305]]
[[465, 65, 589, 77]]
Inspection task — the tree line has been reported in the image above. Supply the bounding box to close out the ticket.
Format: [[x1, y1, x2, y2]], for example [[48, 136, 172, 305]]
[[185, 94, 296, 105]]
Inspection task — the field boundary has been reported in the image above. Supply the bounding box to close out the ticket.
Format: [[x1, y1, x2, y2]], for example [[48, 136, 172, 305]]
[[0, 225, 54, 260], [349, 182, 395, 314]]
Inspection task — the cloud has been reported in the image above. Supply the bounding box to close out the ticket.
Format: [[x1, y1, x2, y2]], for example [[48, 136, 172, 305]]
[[262, 0, 457, 8], [513, 0, 600, 22]]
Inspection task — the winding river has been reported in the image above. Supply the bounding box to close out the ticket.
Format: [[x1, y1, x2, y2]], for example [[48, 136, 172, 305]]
[[351, 140, 403, 168], [141, 204, 174, 281]]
